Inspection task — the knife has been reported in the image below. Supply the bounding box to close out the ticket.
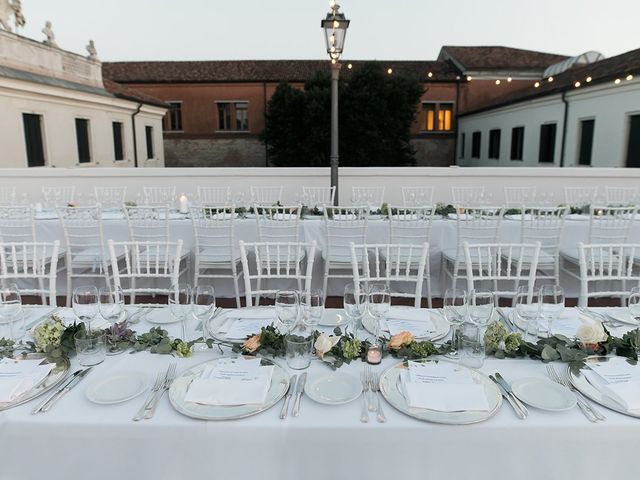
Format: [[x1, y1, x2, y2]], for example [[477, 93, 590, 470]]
[[31, 368, 85, 414], [496, 307, 516, 332], [280, 374, 298, 420], [291, 372, 307, 417], [489, 374, 526, 420], [33, 368, 92, 414], [494, 372, 529, 417]]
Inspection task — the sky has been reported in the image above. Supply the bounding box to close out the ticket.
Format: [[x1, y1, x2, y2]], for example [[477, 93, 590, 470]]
[[13, 0, 640, 62]]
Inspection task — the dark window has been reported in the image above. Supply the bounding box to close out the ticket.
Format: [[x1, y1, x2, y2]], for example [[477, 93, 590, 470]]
[[510, 127, 524, 160], [235, 102, 249, 131], [75, 118, 91, 164], [217, 102, 249, 131], [164, 102, 182, 131], [488, 129, 501, 159], [422, 102, 453, 131], [627, 115, 640, 167], [112, 122, 124, 161], [145, 126, 154, 159], [471, 131, 481, 158], [217, 103, 232, 130], [459, 133, 465, 158], [22, 113, 45, 167], [578, 119, 595, 166], [538, 123, 557, 163]]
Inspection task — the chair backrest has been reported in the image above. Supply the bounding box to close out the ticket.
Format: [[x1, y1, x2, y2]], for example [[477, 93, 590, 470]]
[[0, 206, 36, 243], [350, 242, 429, 308], [190, 205, 236, 260], [302, 186, 335, 207], [564, 186, 597, 206], [108, 240, 183, 297], [604, 186, 638, 205], [388, 206, 436, 245], [239, 241, 316, 306], [143, 186, 176, 207], [124, 205, 170, 242], [94, 186, 127, 211], [504, 186, 537, 207], [451, 186, 484, 205], [0, 187, 16, 206], [463, 242, 541, 299], [255, 205, 301, 244], [42, 186, 75, 208], [454, 207, 503, 259], [351, 186, 385, 209], [0, 241, 60, 305], [324, 206, 369, 261], [588, 206, 637, 244], [197, 186, 232, 205], [250, 186, 283, 205], [57, 206, 108, 274], [401, 186, 434, 207], [520, 206, 568, 259]]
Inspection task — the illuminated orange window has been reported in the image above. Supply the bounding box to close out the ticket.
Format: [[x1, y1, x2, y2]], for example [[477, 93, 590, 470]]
[[423, 102, 454, 132], [424, 104, 435, 131]]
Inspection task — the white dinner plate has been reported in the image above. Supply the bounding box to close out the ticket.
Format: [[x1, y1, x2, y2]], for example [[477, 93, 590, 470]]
[[511, 377, 576, 411], [85, 371, 148, 405], [145, 308, 181, 324], [304, 372, 362, 405], [318, 310, 350, 327], [605, 308, 640, 326]]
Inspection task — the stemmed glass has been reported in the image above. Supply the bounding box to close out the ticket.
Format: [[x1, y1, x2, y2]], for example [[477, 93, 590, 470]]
[[540, 285, 565, 337], [628, 287, 640, 323], [73, 286, 99, 332], [300, 289, 324, 328], [0, 284, 24, 341], [98, 286, 126, 354], [169, 284, 191, 340], [368, 283, 391, 338], [443, 288, 467, 357], [191, 285, 216, 347], [344, 283, 367, 336], [467, 289, 495, 328], [514, 286, 541, 342], [275, 290, 299, 332]]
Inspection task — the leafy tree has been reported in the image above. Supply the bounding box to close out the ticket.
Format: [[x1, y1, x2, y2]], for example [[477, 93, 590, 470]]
[[261, 62, 423, 167]]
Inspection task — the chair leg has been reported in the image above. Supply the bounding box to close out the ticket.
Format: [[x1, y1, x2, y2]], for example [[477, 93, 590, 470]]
[[323, 262, 329, 300], [233, 274, 241, 308], [66, 273, 72, 307], [38, 277, 46, 305], [425, 274, 432, 309]]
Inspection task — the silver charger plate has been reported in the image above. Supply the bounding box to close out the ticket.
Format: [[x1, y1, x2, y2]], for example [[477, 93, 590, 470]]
[[169, 355, 289, 420], [0, 354, 70, 411], [379, 358, 502, 424], [568, 355, 640, 419], [362, 308, 450, 342]]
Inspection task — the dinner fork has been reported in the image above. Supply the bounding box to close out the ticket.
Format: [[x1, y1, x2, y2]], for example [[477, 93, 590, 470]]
[[366, 366, 377, 412], [144, 363, 177, 420], [559, 369, 606, 421], [360, 369, 369, 423], [545, 365, 598, 423], [133, 371, 164, 421], [370, 371, 386, 423]]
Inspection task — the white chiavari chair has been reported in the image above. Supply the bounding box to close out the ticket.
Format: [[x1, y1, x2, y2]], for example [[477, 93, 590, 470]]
[[604, 186, 638, 206], [0, 241, 60, 305], [451, 186, 485, 206], [57, 206, 111, 306], [191, 205, 242, 307], [504, 186, 537, 207], [0, 187, 16, 206], [197, 186, 232, 206], [564, 186, 598, 207], [94, 186, 127, 211], [351, 186, 385, 210], [577, 243, 640, 307], [0, 205, 36, 243], [143, 186, 176, 207], [463, 242, 541, 302], [108, 240, 183, 304], [442, 206, 503, 292], [42, 186, 75, 209], [250, 186, 283, 206], [323, 206, 369, 298], [350, 243, 429, 308], [239, 241, 316, 307], [401, 186, 434, 207], [302, 186, 335, 208]]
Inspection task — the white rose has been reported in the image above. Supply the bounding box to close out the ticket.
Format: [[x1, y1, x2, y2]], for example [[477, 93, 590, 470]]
[[314, 333, 340, 359], [576, 321, 608, 345]]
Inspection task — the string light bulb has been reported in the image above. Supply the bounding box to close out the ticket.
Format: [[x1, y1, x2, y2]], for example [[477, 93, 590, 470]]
[[627, 74, 634, 81], [574, 81, 581, 88], [387, 68, 393, 74], [586, 76, 592, 83], [331, 58, 337, 64], [467, 75, 472, 81], [614, 78, 621, 85], [548, 76, 554, 82], [427, 71, 433, 78], [495, 79, 501, 85], [347, 63, 352, 69], [507, 77, 512, 82], [534, 81, 540, 88]]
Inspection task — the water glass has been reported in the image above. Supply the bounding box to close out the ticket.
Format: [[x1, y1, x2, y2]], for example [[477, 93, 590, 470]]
[[368, 283, 391, 338], [74, 330, 106, 366], [514, 286, 541, 342], [0, 284, 24, 340], [468, 289, 494, 327], [540, 285, 564, 337], [285, 324, 313, 370], [191, 285, 216, 345], [275, 290, 299, 332], [99, 286, 126, 354], [443, 288, 467, 356], [73, 286, 99, 329], [169, 283, 191, 336], [300, 289, 324, 327], [459, 322, 485, 368], [344, 283, 367, 335]]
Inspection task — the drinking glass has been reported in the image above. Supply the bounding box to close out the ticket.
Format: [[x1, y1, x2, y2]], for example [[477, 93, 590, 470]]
[[74, 330, 106, 366], [344, 283, 367, 336], [468, 289, 494, 327], [368, 283, 391, 338], [275, 290, 299, 332], [169, 283, 191, 337], [0, 284, 24, 340], [99, 286, 126, 354], [540, 285, 564, 337], [285, 322, 313, 370], [191, 285, 216, 346], [443, 288, 467, 357], [459, 322, 485, 368], [73, 286, 99, 330], [300, 289, 324, 327], [514, 286, 541, 342]]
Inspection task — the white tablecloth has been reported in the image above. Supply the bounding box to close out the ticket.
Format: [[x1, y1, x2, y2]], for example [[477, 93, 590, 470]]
[[1, 307, 639, 480]]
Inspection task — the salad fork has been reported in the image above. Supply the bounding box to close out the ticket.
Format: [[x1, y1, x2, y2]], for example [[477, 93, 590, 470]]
[[360, 369, 369, 423], [370, 371, 386, 423], [366, 366, 377, 412], [133, 371, 164, 421], [546, 365, 599, 423], [144, 363, 177, 420], [559, 369, 606, 421]]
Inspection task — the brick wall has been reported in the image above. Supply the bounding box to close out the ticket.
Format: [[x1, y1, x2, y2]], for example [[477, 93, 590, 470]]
[[164, 138, 267, 167]]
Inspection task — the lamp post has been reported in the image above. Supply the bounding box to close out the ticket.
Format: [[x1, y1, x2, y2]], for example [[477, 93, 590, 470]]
[[321, 1, 349, 205]]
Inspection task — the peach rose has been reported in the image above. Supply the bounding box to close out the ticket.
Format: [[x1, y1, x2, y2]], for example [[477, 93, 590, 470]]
[[314, 333, 340, 359], [243, 334, 261, 353], [388, 331, 415, 350]]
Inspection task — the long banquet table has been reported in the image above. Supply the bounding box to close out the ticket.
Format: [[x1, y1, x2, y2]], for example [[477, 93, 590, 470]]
[[1, 306, 639, 480], [33, 213, 640, 298]]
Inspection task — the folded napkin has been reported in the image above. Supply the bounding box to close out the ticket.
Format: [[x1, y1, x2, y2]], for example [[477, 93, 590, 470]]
[[400, 361, 489, 412], [0, 359, 54, 403], [583, 358, 640, 410], [184, 358, 274, 406], [384, 308, 435, 338], [219, 308, 276, 339]]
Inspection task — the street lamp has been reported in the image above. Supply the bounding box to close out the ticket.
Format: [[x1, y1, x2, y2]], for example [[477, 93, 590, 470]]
[[321, 1, 349, 205]]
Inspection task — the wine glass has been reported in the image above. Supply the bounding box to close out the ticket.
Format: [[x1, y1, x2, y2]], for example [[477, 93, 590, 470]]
[[169, 284, 191, 338], [628, 287, 640, 322], [0, 284, 24, 341], [99, 286, 126, 354], [368, 283, 391, 338], [514, 286, 541, 342], [73, 285, 99, 331], [344, 283, 367, 336], [191, 285, 216, 346], [300, 289, 324, 328], [468, 289, 494, 327], [540, 285, 564, 337], [275, 290, 299, 332], [443, 288, 467, 357]]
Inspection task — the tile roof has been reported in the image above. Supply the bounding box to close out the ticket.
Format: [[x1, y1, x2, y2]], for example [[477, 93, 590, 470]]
[[439, 46, 568, 72], [460, 47, 640, 115], [102, 59, 461, 84], [102, 78, 167, 108]]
